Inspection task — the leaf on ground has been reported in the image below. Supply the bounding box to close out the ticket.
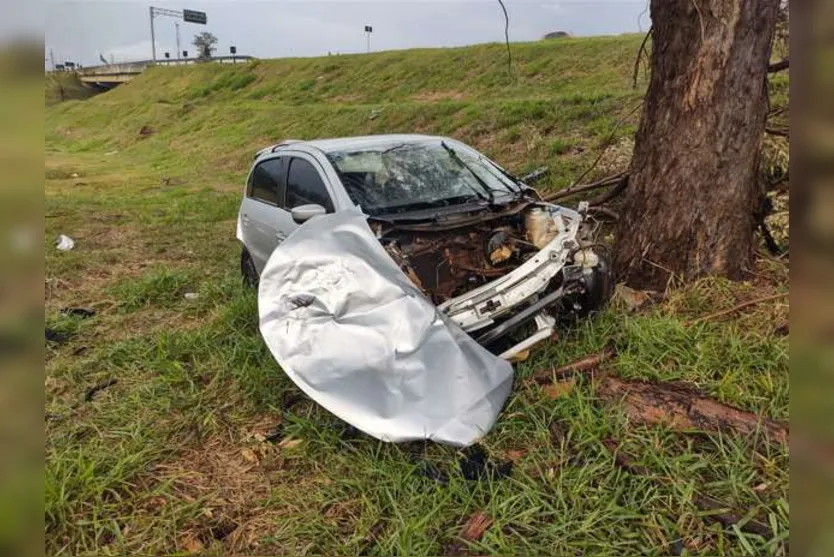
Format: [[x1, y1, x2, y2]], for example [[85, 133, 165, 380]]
[[506, 449, 526, 461], [542, 378, 576, 399], [613, 283, 652, 312], [181, 535, 204, 554], [445, 511, 494, 556], [278, 437, 303, 449]]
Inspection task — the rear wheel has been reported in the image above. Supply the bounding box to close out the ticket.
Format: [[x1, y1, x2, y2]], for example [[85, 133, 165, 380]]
[[241, 247, 259, 288]]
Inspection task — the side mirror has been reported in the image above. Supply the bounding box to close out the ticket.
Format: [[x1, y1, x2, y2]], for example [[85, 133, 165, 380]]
[[291, 204, 327, 223]]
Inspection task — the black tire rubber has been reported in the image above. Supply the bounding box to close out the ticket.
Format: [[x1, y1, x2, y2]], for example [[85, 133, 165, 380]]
[[240, 247, 259, 288]]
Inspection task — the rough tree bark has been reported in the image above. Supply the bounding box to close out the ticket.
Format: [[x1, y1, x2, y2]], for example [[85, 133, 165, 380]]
[[614, 0, 780, 289]]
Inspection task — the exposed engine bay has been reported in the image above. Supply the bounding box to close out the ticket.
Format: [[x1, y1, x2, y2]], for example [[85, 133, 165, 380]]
[[372, 199, 611, 357]]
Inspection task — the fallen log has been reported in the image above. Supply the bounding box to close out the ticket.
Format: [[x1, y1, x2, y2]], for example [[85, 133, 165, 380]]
[[595, 376, 788, 445]]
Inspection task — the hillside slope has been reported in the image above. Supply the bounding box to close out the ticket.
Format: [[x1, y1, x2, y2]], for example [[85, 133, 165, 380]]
[[46, 35, 644, 191]]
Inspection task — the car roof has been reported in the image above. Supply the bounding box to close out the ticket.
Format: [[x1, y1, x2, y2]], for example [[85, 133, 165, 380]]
[[265, 134, 446, 156]]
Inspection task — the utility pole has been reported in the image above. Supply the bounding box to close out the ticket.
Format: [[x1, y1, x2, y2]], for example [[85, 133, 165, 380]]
[[149, 6, 157, 62], [49, 48, 56, 71], [175, 22, 181, 62]]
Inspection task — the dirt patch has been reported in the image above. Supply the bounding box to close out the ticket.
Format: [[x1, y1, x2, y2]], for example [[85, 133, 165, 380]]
[[144, 419, 336, 554], [151, 428, 277, 552]]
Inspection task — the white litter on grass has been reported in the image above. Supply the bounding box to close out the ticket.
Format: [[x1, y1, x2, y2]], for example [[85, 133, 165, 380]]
[[55, 234, 75, 251], [184, 292, 199, 300]]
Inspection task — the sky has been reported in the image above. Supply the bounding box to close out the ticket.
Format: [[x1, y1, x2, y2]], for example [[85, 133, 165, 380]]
[[43, 0, 650, 67]]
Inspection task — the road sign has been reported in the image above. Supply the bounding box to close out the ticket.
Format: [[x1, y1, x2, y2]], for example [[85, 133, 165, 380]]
[[182, 50, 188, 58], [230, 46, 237, 54], [183, 9, 207, 24]]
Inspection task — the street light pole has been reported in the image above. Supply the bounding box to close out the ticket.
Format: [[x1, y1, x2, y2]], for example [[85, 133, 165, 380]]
[[175, 22, 181, 62], [364, 25, 372, 53]]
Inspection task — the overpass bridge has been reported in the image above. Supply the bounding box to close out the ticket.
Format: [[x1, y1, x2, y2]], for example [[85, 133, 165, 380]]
[[75, 55, 254, 88]]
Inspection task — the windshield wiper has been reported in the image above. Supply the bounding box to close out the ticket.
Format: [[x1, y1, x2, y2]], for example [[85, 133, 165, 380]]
[[440, 141, 496, 206], [481, 157, 525, 194]]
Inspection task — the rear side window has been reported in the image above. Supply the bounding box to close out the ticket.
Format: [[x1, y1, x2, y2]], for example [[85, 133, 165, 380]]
[[248, 158, 284, 205], [286, 158, 334, 212]]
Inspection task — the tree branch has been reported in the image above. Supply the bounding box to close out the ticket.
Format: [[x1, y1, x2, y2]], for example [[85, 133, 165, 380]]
[[767, 57, 789, 73], [589, 174, 629, 206], [544, 172, 626, 202], [686, 292, 788, 327], [525, 347, 615, 385], [632, 27, 652, 89]]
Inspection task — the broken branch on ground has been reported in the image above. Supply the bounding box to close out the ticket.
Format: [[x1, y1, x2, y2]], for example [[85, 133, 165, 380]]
[[594, 375, 788, 445], [525, 346, 616, 385]]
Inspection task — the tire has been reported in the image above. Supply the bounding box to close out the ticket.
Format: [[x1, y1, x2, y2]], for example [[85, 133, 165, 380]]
[[241, 247, 260, 288]]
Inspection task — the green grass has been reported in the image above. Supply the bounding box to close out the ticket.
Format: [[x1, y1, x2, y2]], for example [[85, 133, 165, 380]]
[[45, 35, 789, 555]]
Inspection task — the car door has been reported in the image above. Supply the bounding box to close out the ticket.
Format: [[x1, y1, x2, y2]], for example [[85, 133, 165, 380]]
[[272, 154, 337, 240], [239, 157, 286, 273]]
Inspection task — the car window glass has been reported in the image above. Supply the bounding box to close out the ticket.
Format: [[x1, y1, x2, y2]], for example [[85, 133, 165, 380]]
[[286, 158, 334, 212], [326, 142, 516, 215], [249, 158, 283, 205]]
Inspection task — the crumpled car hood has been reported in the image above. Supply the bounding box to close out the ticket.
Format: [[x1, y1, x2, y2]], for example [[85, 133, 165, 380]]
[[258, 207, 514, 446]]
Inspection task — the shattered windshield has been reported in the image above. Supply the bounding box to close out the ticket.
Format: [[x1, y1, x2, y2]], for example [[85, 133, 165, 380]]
[[326, 141, 520, 215]]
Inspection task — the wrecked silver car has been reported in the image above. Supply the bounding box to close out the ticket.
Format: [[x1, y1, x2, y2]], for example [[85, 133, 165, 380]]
[[239, 135, 610, 446], [238, 134, 610, 359]]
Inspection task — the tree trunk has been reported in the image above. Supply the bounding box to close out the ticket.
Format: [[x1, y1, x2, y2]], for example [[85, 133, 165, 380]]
[[614, 0, 779, 290]]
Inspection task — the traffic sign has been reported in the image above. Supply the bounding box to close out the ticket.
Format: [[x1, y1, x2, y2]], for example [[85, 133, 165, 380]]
[[183, 9, 207, 24]]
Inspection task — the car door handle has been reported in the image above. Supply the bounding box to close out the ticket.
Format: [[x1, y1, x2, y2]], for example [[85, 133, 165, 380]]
[[276, 232, 287, 241], [241, 214, 250, 225]]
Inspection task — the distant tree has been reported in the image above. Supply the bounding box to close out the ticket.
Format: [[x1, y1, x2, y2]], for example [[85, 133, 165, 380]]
[[192, 32, 218, 60], [542, 31, 570, 39]]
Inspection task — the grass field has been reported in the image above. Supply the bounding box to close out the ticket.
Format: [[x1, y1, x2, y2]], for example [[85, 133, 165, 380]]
[[45, 35, 789, 555]]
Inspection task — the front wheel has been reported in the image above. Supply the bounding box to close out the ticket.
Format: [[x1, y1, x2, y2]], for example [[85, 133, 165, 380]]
[[241, 247, 259, 288]]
